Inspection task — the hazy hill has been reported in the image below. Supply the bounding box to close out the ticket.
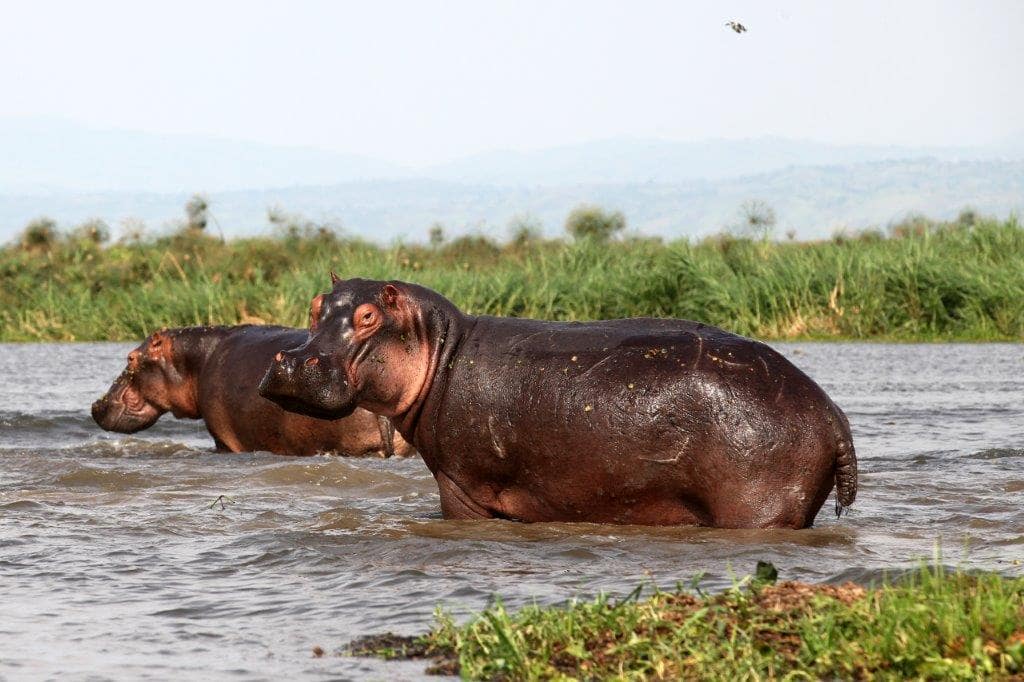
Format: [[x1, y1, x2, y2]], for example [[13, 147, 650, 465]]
[[4, 118, 1021, 193], [2, 119, 1022, 242], [0, 118, 401, 194], [425, 137, 1016, 185], [2, 158, 1021, 243]]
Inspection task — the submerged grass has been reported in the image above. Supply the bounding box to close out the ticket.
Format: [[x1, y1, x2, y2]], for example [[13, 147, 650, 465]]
[[2, 217, 1023, 341], [352, 564, 1024, 680]]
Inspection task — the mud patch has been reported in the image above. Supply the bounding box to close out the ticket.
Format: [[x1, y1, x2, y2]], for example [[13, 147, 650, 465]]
[[346, 632, 458, 676]]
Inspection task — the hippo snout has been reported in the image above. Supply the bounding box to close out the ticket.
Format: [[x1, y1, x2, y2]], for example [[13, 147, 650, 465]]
[[90, 392, 130, 432], [258, 350, 300, 397], [258, 350, 356, 420], [91, 396, 110, 424]]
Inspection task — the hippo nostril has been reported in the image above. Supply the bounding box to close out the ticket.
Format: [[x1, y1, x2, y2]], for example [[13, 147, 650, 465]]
[[305, 357, 319, 367]]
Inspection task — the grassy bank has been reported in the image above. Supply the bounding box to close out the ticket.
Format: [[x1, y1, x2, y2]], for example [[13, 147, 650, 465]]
[[2, 216, 1023, 342], [351, 565, 1024, 680]]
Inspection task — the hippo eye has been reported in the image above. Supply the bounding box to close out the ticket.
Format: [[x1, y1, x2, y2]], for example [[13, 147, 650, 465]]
[[352, 303, 380, 330], [357, 310, 376, 327]]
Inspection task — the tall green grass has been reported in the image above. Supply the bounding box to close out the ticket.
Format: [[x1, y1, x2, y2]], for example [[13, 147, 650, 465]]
[[2, 217, 1023, 341]]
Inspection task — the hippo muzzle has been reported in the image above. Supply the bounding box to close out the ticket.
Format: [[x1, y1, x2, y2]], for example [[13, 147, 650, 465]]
[[91, 379, 161, 433], [258, 349, 356, 420]]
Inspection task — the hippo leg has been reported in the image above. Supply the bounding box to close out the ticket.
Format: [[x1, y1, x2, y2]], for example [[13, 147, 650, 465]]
[[436, 471, 495, 520], [706, 476, 830, 529], [376, 415, 396, 458]]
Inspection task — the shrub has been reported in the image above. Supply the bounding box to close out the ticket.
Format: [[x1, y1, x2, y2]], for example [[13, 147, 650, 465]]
[[733, 199, 777, 240], [428, 222, 446, 247], [565, 204, 626, 242], [19, 217, 61, 251], [508, 214, 544, 246], [69, 219, 111, 246]]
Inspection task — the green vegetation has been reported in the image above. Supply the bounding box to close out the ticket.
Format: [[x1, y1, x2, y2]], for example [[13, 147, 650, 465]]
[[352, 564, 1024, 680], [564, 204, 627, 242], [1, 211, 1022, 342]]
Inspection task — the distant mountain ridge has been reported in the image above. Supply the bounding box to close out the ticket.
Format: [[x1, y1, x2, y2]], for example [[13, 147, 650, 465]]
[[0, 118, 401, 194], [3, 118, 1022, 194], [424, 136, 1023, 185], [2, 157, 1021, 243]]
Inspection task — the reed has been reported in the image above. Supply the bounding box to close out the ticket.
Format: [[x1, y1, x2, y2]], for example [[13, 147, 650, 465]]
[[2, 217, 1022, 341]]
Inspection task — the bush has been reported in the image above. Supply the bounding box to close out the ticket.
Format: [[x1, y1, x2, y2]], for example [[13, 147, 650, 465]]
[[508, 214, 543, 246], [889, 213, 935, 239], [565, 204, 626, 242], [185, 194, 209, 232], [267, 207, 342, 243], [428, 222, 446, 247], [19, 217, 61, 252], [69, 219, 111, 246], [733, 199, 777, 240], [440, 234, 502, 263]]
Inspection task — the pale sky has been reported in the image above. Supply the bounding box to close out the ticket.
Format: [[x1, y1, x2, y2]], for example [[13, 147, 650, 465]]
[[1, 0, 1021, 165]]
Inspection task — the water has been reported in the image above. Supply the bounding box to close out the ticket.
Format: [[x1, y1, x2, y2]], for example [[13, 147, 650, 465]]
[[1, 342, 1022, 680]]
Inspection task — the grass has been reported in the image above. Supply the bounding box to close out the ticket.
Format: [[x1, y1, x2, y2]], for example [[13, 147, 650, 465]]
[[350, 564, 1024, 680], [1, 215, 1023, 342]]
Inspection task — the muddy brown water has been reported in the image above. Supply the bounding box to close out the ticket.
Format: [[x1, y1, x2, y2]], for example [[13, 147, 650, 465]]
[[1, 342, 1022, 680]]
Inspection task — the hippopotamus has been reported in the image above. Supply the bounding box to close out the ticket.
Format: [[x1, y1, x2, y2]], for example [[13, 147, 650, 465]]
[[258, 277, 857, 528], [92, 324, 414, 457]]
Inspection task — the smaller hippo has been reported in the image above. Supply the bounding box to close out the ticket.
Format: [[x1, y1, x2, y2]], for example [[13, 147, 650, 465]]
[[92, 325, 414, 457]]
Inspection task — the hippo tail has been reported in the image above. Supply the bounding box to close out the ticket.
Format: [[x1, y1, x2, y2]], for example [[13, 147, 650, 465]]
[[832, 412, 858, 518]]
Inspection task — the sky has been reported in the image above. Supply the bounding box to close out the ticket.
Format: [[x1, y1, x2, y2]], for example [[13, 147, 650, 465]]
[[1, 0, 1022, 166]]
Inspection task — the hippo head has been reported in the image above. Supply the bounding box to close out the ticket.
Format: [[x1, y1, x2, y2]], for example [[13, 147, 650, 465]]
[[259, 276, 439, 420], [91, 330, 192, 433]]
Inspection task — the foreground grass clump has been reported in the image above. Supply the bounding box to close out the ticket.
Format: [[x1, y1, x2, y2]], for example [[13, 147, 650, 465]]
[[2, 216, 1024, 341], [353, 565, 1024, 680]]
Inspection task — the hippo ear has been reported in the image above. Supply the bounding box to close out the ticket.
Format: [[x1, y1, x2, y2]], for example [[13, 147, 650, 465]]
[[330, 271, 341, 285], [147, 330, 172, 360], [381, 284, 400, 309]]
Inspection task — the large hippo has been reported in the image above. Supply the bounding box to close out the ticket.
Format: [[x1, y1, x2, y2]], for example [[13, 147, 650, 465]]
[[258, 278, 857, 527], [92, 324, 414, 457]]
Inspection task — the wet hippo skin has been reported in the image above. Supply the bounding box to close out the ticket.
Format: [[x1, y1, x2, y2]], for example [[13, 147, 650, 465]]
[[92, 324, 413, 457], [259, 278, 857, 527]]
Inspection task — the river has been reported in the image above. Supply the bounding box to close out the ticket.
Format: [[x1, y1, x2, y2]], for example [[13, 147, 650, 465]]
[[1, 342, 1022, 679]]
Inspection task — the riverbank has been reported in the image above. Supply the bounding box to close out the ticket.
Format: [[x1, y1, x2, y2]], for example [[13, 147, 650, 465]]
[[1, 216, 1022, 342], [350, 564, 1024, 680]]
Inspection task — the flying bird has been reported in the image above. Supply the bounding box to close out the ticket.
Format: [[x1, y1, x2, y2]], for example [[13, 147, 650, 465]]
[[725, 21, 747, 34]]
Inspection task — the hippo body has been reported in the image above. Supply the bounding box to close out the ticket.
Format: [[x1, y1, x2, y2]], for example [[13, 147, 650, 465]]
[[260, 279, 857, 527], [420, 316, 854, 527], [92, 325, 413, 457]]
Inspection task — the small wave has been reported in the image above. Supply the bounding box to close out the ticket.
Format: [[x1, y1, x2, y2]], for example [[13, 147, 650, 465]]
[[0, 500, 54, 511], [965, 448, 1024, 460], [73, 439, 206, 459], [826, 564, 963, 586], [55, 465, 171, 490], [247, 460, 428, 492], [0, 409, 95, 428], [0, 437, 205, 463], [312, 508, 369, 532]]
